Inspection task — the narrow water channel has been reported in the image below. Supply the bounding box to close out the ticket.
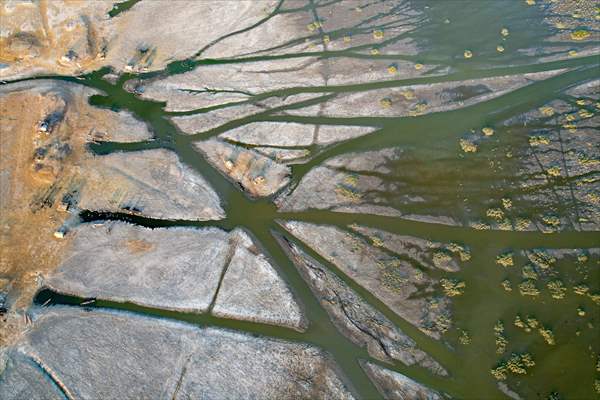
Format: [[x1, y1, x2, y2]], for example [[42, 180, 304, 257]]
[[2, 1, 599, 399]]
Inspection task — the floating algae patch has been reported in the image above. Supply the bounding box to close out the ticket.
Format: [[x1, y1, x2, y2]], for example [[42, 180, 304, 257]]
[[1, 0, 599, 399]]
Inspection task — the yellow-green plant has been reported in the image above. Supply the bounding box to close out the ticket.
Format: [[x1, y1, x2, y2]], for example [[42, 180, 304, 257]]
[[519, 280, 540, 296], [440, 278, 466, 297], [496, 252, 514, 267], [539, 327, 555, 345], [547, 280, 567, 299]]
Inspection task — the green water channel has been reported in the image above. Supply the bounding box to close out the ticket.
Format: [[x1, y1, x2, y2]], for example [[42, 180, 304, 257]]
[[12, 0, 600, 398]]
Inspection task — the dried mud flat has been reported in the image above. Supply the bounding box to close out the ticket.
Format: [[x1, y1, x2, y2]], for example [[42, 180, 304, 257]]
[[1, 307, 353, 400], [1, 1, 599, 399]]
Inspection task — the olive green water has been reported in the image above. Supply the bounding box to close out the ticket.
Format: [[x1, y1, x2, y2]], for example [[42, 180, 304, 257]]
[[18, 1, 600, 399]]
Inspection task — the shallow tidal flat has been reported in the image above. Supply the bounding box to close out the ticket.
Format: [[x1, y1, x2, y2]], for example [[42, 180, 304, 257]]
[[1, 0, 599, 399]]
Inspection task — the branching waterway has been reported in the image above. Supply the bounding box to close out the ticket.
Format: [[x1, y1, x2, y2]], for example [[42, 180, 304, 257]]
[[1, 1, 599, 399]]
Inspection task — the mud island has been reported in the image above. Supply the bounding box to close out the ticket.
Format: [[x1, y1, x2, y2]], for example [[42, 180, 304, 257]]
[[1, 1, 599, 399]]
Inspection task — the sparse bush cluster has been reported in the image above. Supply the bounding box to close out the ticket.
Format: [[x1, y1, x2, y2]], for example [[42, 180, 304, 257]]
[[491, 352, 535, 380]]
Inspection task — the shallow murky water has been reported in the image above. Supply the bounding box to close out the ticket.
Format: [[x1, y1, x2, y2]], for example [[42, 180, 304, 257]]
[[4, 0, 599, 398]]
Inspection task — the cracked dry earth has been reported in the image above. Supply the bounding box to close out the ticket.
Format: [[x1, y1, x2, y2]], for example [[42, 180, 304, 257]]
[[0, 1, 599, 399]]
